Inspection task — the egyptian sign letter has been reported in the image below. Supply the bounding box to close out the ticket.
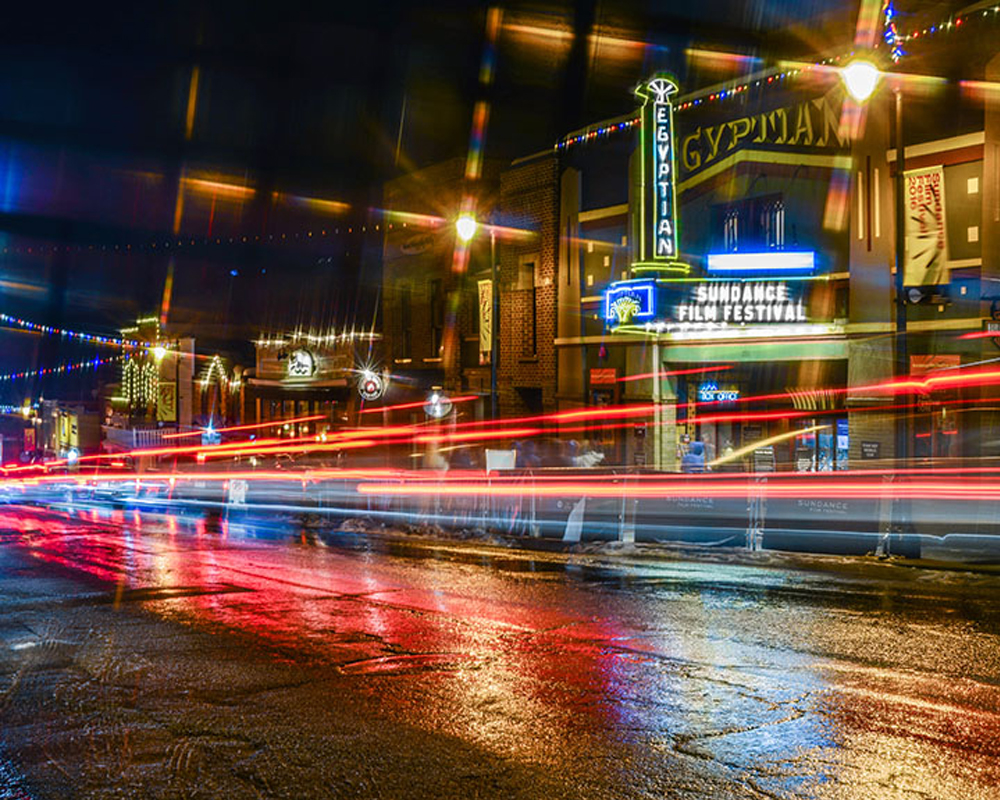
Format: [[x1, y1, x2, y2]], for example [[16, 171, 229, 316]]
[[643, 76, 679, 261]]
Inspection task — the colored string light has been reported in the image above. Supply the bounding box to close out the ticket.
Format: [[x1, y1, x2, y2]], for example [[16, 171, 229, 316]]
[[554, 4, 999, 153], [553, 57, 850, 152], [891, 4, 999, 46], [882, 0, 905, 63], [0, 354, 123, 384], [0, 313, 143, 348]]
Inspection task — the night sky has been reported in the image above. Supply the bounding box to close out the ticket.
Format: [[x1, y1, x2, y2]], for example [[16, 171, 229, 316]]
[[0, 0, 857, 402]]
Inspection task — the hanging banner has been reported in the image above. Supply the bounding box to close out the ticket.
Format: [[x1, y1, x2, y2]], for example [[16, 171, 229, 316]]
[[904, 166, 948, 286], [156, 382, 177, 422], [478, 279, 493, 362]]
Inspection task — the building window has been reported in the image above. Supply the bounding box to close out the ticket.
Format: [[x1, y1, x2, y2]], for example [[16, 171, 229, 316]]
[[760, 198, 785, 249], [430, 278, 444, 356], [723, 208, 741, 252], [715, 194, 785, 252], [398, 285, 411, 359], [518, 256, 537, 357]]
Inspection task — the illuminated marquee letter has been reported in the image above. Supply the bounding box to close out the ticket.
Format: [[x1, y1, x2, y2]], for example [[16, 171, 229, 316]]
[[636, 74, 680, 262]]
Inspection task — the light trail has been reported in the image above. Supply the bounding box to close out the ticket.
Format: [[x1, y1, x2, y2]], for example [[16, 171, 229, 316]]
[[358, 395, 479, 415], [617, 365, 733, 383], [162, 414, 327, 439]]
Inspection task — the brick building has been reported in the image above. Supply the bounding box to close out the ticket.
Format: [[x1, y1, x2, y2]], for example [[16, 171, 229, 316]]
[[380, 158, 501, 420]]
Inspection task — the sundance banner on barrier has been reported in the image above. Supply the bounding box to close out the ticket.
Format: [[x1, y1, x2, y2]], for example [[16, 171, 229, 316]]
[[904, 166, 948, 286]]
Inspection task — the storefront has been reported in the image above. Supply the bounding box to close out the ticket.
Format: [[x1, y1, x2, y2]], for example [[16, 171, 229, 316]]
[[603, 265, 849, 471], [243, 333, 380, 436]]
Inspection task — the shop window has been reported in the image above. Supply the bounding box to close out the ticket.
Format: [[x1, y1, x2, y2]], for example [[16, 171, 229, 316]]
[[397, 285, 412, 359], [518, 256, 538, 357], [430, 279, 444, 356]]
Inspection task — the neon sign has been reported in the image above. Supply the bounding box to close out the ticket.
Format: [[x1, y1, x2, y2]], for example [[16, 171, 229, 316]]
[[604, 282, 656, 326], [676, 281, 807, 325], [706, 251, 816, 275], [697, 383, 740, 403], [637, 75, 680, 261]]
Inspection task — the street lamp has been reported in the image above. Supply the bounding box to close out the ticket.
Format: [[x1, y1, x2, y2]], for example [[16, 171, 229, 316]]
[[455, 215, 478, 244], [456, 215, 498, 421], [841, 59, 881, 103], [840, 59, 909, 464]]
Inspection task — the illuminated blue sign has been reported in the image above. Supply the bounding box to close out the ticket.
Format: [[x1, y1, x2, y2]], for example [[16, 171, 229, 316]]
[[697, 382, 740, 403], [604, 282, 656, 326], [706, 251, 816, 275]]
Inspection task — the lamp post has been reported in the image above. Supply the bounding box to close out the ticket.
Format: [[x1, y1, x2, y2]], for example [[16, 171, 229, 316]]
[[841, 59, 908, 465], [457, 214, 498, 421]]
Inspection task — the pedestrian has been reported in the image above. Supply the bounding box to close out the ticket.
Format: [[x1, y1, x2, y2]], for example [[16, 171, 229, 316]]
[[681, 440, 707, 473]]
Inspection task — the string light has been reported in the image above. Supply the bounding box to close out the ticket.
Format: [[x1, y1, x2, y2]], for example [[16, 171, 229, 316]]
[[891, 4, 1000, 46], [554, 58, 849, 152], [0, 313, 143, 348], [0, 354, 123, 384], [199, 354, 229, 390], [0, 403, 38, 415], [0, 221, 381, 262], [122, 355, 159, 407], [554, 4, 996, 154], [254, 330, 381, 347], [882, 0, 904, 62]]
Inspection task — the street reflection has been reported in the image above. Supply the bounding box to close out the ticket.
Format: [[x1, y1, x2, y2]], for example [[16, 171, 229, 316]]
[[2, 505, 1000, 797]]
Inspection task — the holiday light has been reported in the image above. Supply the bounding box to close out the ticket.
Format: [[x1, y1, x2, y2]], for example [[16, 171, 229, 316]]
[[0, 314, 142, 348], [0, 355, 122, 384], [882, 1, 904, 62], [892, 4, 1000, 46]]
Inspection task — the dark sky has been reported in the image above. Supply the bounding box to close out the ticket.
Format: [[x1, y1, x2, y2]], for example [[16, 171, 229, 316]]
[[0, 0, 862, 400]]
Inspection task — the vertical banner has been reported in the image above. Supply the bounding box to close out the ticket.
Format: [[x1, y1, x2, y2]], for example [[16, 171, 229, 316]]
[[904, 166, 948, 286], [477, 279, 493, 363], [157, 381, 177, 422]]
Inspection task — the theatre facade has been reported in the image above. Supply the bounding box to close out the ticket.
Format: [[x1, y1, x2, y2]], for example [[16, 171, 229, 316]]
[[381, 35, 1000, 470]]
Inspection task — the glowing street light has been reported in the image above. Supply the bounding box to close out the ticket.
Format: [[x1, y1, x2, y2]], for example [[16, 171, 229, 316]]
[[456, 212, 499, 420], [840, 56, 910, 466], [455, 214, 478, 243], [151, 344, 168, 362], [840, 59, 881, 103]]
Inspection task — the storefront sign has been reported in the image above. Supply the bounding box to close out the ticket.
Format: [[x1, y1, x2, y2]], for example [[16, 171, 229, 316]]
[[286, 349, 316, 379], [697, 382, 739, 403], [358, 371, 385, 401], [903, 166, 948, 286], [910, 354, 960, 375], [679, 94, 847, 180], [860, 441, 881, 460], [604, 281, 655, 326], [156, 381, 177, 422], [636, 75, 680, 261], [590, 368, 617, 385]]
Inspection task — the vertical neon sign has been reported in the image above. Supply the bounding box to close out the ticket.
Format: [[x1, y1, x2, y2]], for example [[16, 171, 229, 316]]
[[636, 74, 679, 262]]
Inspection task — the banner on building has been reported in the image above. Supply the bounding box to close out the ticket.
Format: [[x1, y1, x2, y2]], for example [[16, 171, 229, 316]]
[[478, 279, 493, 363], [157, 381, 177, 423], [904, 166, 948, 286]]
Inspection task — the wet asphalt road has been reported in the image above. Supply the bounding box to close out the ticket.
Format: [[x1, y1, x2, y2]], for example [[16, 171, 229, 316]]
[[2, 505, 1000, 799]]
